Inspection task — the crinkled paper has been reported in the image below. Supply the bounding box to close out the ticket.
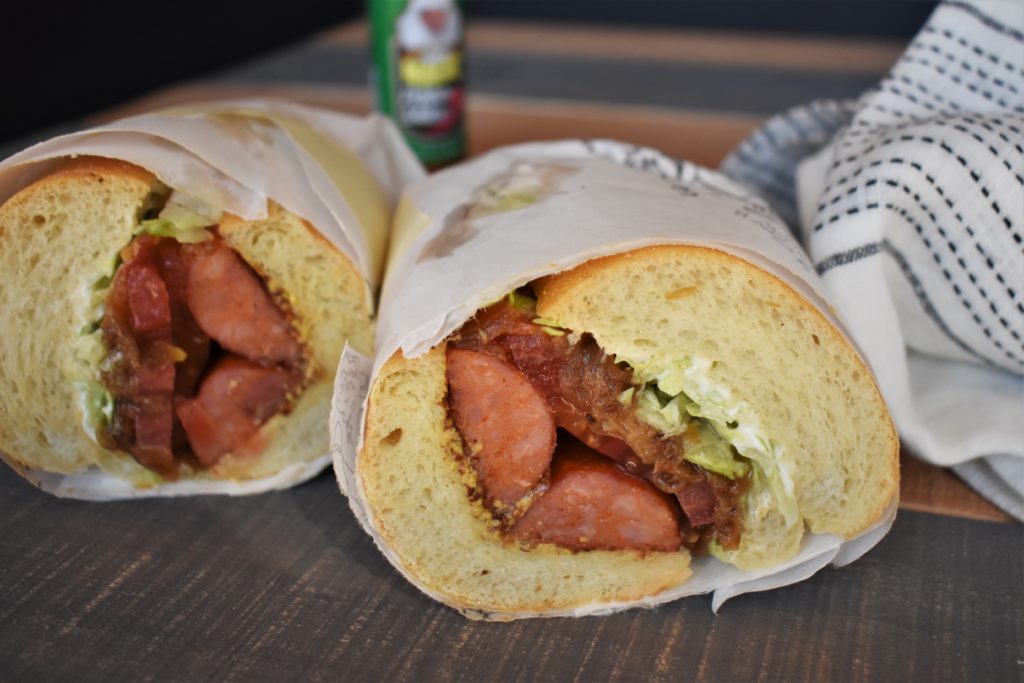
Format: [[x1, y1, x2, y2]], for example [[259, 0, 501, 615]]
[[330, 140, 897, 619], [0, 99, 424, 499]]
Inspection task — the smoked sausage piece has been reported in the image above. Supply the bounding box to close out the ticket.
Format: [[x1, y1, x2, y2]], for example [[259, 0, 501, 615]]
[[176, 355, 300, 467], [511, 438, 682, 552], [446, 347, 556, 507], [185, 240, 302, 364]]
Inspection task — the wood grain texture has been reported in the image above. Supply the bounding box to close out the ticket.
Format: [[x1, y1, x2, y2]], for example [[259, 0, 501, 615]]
[[899, 451, 1012, 523], [3, 17, 1021, 682], [0, 468, 1019, 682], [324, 20, 905, 74]]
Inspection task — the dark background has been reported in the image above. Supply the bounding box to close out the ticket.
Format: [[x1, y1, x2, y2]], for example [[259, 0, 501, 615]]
[[1, 1, 937, 150]]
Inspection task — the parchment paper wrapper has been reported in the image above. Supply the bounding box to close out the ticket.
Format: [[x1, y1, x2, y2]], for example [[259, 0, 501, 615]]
[[0, 99, 424, 499], [330, 140, 897, 619]]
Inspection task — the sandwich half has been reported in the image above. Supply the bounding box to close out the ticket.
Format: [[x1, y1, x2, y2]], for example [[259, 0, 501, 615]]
[[356, 244, 899, 615], [0, 156, 373, 495]]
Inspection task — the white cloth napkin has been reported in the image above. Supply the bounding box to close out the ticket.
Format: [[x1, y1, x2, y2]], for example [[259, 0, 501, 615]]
[[722, 0, 1024, 521]]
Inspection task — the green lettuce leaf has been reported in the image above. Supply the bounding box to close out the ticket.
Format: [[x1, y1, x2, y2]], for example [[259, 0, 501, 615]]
[[617, 353, 800, 528], [135, 193, 222, 244], [681, 420, 750, 480], [135, 218, 211, 244], [75, 379, 114, 439]]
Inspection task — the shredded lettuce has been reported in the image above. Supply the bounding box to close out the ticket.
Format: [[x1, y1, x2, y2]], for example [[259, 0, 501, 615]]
[[74, 262, 118, 438], [682, 398, 796, 524], [506, 291, 537, 313], [707, 464, 783, 563], [75, 379, 114, 441], [617, 353, 800, 528], [159, 197, 219, 228], [73, 329, 107, 368], [502, 293, 567, 336], [632, 384, 749, 478], [74, 189, 223, 440], [634, 386, 689, 437], [135, 218, 211, 244], [681, 420, 750, 480], [135, 191, 222, 244], [532, 316, 567, 336]]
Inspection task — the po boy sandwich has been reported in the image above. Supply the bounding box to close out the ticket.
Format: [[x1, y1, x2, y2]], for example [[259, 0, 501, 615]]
[[0, 101, 422, 498], [335, 141, 899, 618]]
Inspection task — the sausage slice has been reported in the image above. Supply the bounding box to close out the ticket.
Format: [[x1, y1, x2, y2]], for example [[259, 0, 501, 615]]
[[185, 240, 302, 364], [446, 347, 556, 507], [511, 438, 682, 552], [176, 355, 300, 467]]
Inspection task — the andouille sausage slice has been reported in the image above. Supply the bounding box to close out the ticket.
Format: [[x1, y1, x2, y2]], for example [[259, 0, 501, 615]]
[[446, 347, 556, 507], [176, 355, 301, 467], [511, 438, 682, 552], [186, 240, 302, 365]]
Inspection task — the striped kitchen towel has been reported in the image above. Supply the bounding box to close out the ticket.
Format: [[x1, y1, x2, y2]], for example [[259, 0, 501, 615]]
[[722, 0, 1024, 520]]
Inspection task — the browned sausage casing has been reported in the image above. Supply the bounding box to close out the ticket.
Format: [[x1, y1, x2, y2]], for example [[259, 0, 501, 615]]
[[446, 347, 556, 507], [511, 438, 682, 552]]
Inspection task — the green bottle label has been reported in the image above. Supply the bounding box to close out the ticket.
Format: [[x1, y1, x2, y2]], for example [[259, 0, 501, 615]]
[[370, 0, 466, 166]]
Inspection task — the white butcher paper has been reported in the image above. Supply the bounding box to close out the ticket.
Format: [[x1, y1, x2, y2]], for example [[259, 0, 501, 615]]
[[0, 99, 425, 499], [330, 140, 897, 619]]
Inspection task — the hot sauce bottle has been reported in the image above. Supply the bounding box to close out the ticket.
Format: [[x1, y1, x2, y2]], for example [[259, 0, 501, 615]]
[[370, 0, 467, 168]]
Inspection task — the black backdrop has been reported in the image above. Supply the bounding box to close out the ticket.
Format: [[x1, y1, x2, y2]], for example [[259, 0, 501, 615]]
[[1, 1, 936, 145]]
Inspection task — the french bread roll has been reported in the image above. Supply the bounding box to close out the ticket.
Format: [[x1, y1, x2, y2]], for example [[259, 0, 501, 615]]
[[356, 244, 898, 615], [0, 156, 372, 494], [534, 245, 899, 568]]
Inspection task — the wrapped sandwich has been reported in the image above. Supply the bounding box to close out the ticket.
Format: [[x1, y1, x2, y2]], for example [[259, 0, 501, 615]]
[[333, 141, 899, 618], [0, 100, 423, 498]]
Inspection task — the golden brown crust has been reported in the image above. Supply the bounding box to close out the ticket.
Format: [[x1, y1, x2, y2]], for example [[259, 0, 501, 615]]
[[44, 155, 158, 186]]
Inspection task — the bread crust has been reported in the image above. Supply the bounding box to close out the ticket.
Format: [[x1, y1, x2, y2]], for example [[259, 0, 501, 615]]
[[41, 155, 158, 186], [0, 156, 370, 490], [358, 347, 691, 616], [358, 243, 898, 612], [537, 244, 899, 553]]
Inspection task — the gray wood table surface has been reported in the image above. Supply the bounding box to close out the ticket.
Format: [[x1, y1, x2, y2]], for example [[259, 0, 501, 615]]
[[1, 19, 1021, 682], [1, 467, 1021, 681]]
